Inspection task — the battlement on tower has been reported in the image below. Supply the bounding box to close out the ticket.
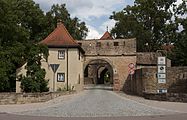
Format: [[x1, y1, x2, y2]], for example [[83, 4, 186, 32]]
[[77, 38, 136, 56]]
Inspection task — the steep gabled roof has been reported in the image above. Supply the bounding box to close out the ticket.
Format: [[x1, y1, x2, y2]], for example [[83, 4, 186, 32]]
[[40, 22, 84, 53], [100, 31, 113, 40]]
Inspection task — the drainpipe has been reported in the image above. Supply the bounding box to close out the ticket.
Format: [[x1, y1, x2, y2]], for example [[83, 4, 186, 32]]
[[67, 48, 69, 91]]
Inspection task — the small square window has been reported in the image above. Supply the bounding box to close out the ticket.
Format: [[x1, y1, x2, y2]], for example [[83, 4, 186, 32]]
[[96, 42, 101, 47], [58, 50, 65, 59], [114, 42, 119, 46], [57, 73, 65, 82], [106, 42, 110, 46]]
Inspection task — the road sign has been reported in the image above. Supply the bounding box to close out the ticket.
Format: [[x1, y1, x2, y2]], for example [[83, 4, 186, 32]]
[[129, 69, 135, 75], [157, 73, 166, 79], [128, 63, 135, 69], [157, 56, 167, 89], [50, 64, 60, 73], [158, 79, 166, 83], [50, 64, 60, 92], [157, 89, 167, 93], [158, 57, 166, 65], [158, 66, 166, 73]]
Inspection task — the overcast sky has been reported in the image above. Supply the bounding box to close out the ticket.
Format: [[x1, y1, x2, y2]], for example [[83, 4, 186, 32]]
[[33, 0, 183, 39]]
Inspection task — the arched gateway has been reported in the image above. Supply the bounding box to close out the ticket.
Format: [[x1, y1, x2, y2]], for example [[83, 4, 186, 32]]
[[78, 33, 136, 91], [84, 59, 114, 85]]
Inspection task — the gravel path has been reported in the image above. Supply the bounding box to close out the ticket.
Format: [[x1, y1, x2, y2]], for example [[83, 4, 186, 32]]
[[9, 88, 177, 117]]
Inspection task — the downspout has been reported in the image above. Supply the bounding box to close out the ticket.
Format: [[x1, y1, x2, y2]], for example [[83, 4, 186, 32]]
[[67, 48, 69, 91]]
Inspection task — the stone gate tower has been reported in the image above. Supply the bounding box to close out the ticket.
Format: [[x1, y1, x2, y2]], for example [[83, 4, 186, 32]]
[[78, 31, 136, 91]]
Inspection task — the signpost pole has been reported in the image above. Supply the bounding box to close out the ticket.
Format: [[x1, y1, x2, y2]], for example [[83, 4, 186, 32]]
[[50, 64, 60, 92], [130, 74, 132, 92], [128, 63, 135, 93], [157, 56, 167, 93], [53, 72, 55, 92]]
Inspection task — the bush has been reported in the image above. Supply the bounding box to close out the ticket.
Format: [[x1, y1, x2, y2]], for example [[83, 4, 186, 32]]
[[21, 76, 49, 93], [20, 44, 49, 93]]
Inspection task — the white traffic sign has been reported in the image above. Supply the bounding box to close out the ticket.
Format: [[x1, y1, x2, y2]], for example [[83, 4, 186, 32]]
[[158, 57, 166, 65], [158, 66, 166, 73], [158, 79, 166, 83], [129, 69, 135, 75], [157, 56, 167, 86], [128, 63, 135, 69], [157, 89, 167, 93], [157, 74, 166, 79]]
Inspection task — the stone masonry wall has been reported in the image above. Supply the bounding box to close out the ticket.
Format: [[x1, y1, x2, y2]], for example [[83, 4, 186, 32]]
[[77, 38, 136, 56], [84, 56, 136, 91], [129, 67, 187, 102], [167, 67, 187, 93], [79, 38, 137, 91], [0, 91, 75, 105]]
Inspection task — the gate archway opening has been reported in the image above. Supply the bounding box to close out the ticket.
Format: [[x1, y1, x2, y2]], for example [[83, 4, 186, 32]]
[[84, 59, 113, 85]]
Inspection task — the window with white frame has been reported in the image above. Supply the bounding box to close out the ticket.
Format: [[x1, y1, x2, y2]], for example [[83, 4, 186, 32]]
[[58, 50, 65, 59], [57, 73, 65, 82]]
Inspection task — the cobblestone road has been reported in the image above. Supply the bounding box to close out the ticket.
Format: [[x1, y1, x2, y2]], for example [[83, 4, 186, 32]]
[[12, 86, 177, 117]]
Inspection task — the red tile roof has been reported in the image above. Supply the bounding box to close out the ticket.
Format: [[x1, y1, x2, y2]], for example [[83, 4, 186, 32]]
[[40, 22, 85, 53], [40, 22, 79, 47], [100, 31, 113, 40]]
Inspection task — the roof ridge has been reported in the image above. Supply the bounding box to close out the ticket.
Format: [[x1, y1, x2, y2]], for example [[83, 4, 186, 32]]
[[41, 26, 59, 43], [59, 23, 78, 45], [40, 22, 79, 46], [100, 31, 113, 40]]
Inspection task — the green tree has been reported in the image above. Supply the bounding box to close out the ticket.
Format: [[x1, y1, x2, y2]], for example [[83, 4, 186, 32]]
[[0, 0, 47, 92], [110, 0, 178, 52], [170, 0, 187, 66], [0, 0, 29, 91], [45, 4, 88, 40], [0, 0, 88, 92], [20, 44, 49, 92]]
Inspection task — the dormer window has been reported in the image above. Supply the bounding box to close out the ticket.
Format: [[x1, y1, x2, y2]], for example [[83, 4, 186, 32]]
[[58, 50, 65, 59]]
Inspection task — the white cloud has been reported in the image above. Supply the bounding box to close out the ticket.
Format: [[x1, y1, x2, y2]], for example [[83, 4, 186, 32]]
[[99, 19, 116, 33], [69, 0, 125, 20], [34, 0, 125, 20], [86, 26, 102, 39], [33, 0, 127, 39]]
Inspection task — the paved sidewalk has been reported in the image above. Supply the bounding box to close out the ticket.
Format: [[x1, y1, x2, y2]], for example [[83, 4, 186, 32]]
[[117, 92, 187, 113]]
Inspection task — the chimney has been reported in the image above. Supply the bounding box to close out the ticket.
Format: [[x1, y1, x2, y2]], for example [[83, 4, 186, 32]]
[[57, 19, 62, 27]]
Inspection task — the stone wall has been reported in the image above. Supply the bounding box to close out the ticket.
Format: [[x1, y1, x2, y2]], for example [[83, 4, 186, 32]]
[[84, 56, 136, 90], [78, 38, 136, 56], [144, 93, 187, 102], [167, 67, 187, 93], [128, 67, 187, 102], [78, 38, 137, 91], [136, 52, 171, 68], [0, 91, 75, 105]]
